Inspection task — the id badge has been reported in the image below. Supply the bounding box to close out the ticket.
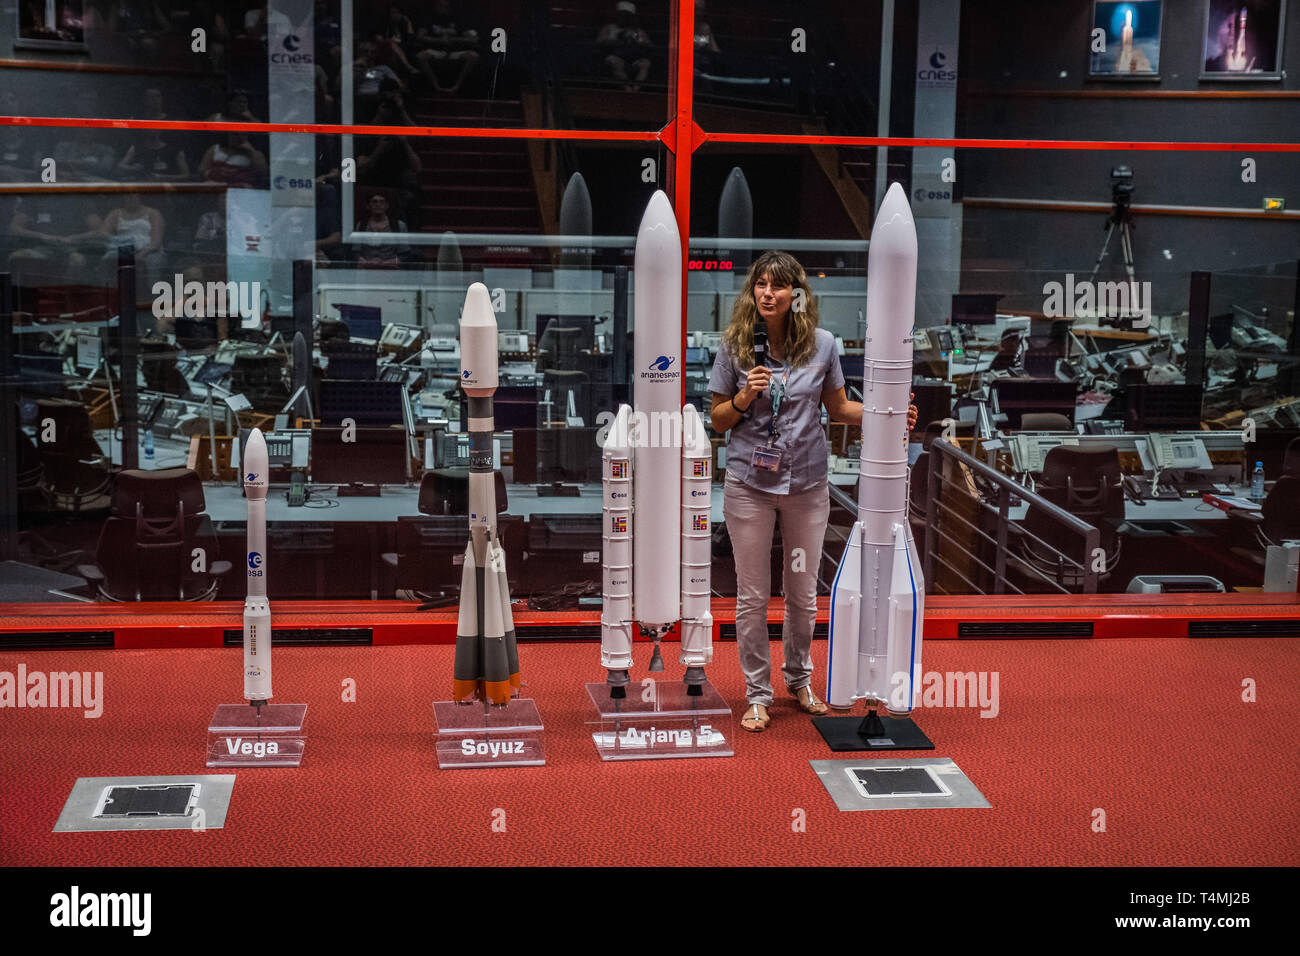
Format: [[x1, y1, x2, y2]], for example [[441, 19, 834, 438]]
[[751, 446, 783, 472]]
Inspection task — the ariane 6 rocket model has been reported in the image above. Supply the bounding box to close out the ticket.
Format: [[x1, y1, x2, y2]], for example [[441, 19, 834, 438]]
[[600, 190, 714, 699], [826, 182, 925, 717], [243, 427, 272, 713], [454, 282, 521, 705]]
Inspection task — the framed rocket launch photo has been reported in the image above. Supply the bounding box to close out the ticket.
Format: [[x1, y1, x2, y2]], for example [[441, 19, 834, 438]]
[[1089, 1, 1164, 79], [1201, 0, 1287, 80]]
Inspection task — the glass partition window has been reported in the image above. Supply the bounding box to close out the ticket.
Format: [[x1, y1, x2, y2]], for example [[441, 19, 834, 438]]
[[1, 0, 1297, 604]]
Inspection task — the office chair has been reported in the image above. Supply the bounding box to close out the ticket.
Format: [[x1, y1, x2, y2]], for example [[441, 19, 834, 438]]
[[989, 330, 1023, 374], [78, 467, 232, 600], [1019, 412, 1073, 432], [1017, 444, 1123, 591], [418, 469, 508, 516], [1228, 436, 1300, 564], [385, 473, 518, 603], [34, 398, 112, 512]]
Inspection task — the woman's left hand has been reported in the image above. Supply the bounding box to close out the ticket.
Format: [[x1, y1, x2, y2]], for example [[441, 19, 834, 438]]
[[908, 392, 918, 430]]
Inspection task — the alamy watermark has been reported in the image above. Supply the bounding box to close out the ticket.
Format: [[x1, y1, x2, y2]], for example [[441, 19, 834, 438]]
[[595, 408, 708, 449], [1042, 273, 1151, 328], [152, 274, 261, 329], [0, 665, 102, 718], [889, 670, 1000, 717]]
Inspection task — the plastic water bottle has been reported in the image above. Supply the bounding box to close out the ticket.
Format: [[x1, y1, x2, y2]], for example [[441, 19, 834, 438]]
[[1251, 461, 1265, 501], [144, 429, 154, 462]]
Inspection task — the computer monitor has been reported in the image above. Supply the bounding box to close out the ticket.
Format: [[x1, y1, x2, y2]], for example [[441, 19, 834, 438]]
[[993, 379, 1077, 429], [332, 303, 383, 342], [310, 427, 409, 485], [469, 385, 537, 431], [319, 379, 406, 426], [15, 354, 64, 396], [951, 294, 999, 325], [840, 353, 863, 383], [1125, 384, 1204, 431], [686, 347, 707, 365], [193, 358, 232, 387], [910, 382, 954, 431]]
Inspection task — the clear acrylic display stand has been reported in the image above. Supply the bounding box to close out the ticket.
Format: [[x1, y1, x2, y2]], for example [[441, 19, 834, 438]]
[[433, 698, 545, 768], [207, 703, 307, 768], [585, 680, 733, 761]]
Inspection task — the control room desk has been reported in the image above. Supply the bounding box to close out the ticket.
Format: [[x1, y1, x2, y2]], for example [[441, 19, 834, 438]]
[[202, 483, 728, 524]]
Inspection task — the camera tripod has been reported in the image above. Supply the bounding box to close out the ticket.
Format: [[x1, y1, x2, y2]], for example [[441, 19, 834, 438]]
[[1090, 195, 1139, 288]]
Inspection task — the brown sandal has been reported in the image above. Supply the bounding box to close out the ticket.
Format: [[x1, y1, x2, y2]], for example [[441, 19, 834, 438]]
[[741, 703, 770, 732], [794, 687, 829, 715]]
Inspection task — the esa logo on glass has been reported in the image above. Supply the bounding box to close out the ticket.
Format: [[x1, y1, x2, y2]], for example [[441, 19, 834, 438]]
[[247, 551, 264, 575]]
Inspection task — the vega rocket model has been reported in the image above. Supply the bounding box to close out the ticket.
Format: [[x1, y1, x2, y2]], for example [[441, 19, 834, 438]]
[[243, 428, 272, 711], [600, 190, 714, 699], [826, 182, 925, 716], [454, 282, 522, 705]]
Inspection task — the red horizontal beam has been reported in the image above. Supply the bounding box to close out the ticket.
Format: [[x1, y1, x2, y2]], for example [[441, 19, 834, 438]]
[[0, 595, 1295, 650], [1, 115, 1296, 152]]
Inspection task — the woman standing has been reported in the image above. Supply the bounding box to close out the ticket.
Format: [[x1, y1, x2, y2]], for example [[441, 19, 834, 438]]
[[709, 251, 917, 732]]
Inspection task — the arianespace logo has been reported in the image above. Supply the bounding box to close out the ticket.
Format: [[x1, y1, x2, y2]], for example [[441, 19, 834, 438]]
[[463, 369, 472, 378], [640, 355, 678, 383]]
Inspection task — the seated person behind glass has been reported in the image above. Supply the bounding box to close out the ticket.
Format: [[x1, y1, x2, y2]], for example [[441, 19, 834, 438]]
[[7, 196, 104, 279], [355, 193, 408, 268]]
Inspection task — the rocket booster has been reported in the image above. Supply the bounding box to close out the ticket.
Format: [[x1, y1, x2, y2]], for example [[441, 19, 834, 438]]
[[826, 182, 925, 716], [454, 282, 521, 705], [600, 190, 714, 696], [243, 428, 272, 705]]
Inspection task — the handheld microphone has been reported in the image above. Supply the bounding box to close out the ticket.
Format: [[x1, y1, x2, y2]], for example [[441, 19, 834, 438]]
[[753, 319, 768, 393]]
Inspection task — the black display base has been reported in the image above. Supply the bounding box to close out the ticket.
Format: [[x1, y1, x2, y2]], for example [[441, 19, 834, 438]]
[[812, 712, 935, 752]]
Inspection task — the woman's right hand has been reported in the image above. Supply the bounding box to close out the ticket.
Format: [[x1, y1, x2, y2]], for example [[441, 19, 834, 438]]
[[743, 365, 772, 403]]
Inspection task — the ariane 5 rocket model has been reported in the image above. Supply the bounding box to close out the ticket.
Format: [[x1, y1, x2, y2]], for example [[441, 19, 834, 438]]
[[600, 190, 714, 699], [827, 182, 925, 717], [243, 427, 272, 712], [454, 282, 521, 705]]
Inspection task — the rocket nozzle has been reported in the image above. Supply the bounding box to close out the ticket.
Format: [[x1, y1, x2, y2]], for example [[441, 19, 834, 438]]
[[683, 666, 705, 696], [606, 668, 629, 699], [647, 641, 664, 672]]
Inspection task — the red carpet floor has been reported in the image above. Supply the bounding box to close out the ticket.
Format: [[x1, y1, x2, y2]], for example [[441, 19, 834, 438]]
[[1, 638, 1297, 866]]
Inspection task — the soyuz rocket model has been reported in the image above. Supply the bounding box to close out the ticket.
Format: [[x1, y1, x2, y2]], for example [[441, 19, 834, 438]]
[[600, 190, 714, 699], [454, 282, 521, 704], [242, 428, 272, 711], [826, 182, 926, 716]]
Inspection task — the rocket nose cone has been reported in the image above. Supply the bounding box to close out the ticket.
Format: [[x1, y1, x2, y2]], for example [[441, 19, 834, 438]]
[[246, 427, 267, 465], [638, 190, 678, 238], [870, 182, 917, 260], [875, 182, 915, 231], [244, 428, 268, 489], [563, 171, 591, 206], [460, 282, 497, 329]]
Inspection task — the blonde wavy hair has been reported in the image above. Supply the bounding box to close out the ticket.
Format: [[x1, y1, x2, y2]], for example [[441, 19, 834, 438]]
[[721, 250, 820, 369]]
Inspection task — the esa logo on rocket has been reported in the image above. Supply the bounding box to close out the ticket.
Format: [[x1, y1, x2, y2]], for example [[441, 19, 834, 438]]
[[247, 551, 263, 576]]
